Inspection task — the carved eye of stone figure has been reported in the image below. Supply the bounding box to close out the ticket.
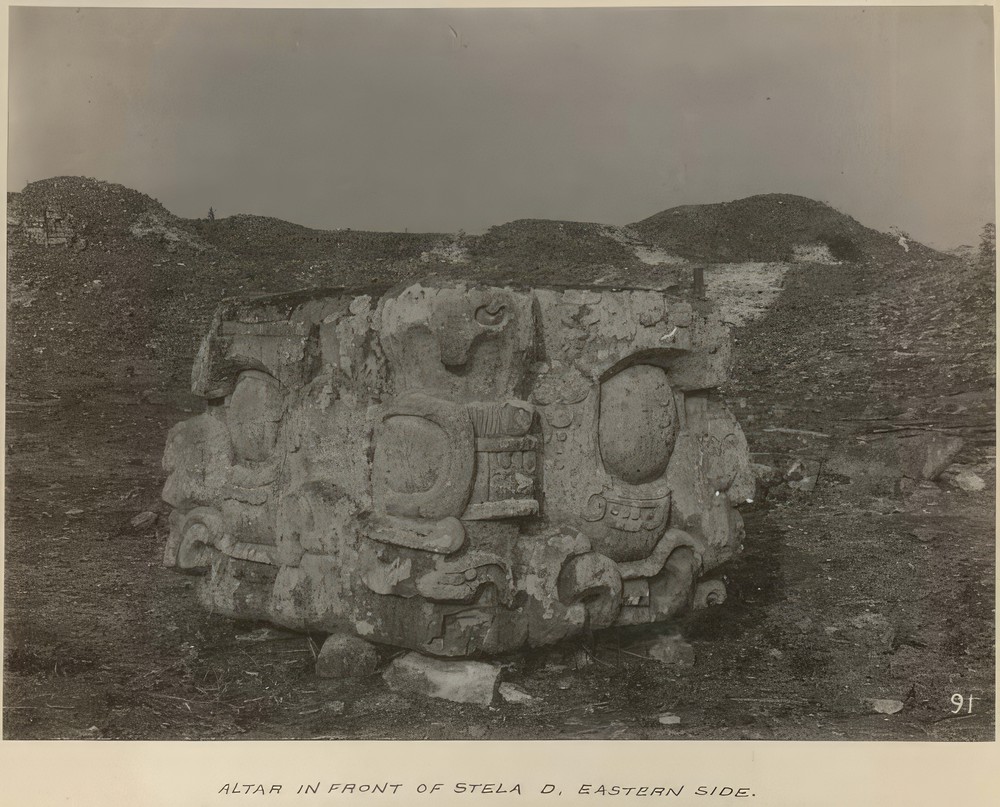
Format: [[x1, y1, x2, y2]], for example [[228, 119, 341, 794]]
[[226, 371, 283, 463], [598, 364, 678, 486], [474, 302, 507, 327]]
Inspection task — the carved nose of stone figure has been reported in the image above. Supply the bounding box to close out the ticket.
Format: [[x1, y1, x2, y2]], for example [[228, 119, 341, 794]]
[[556, 551, 623, 630], [438, 335, 477, 368], [436, 297, 509, 368]]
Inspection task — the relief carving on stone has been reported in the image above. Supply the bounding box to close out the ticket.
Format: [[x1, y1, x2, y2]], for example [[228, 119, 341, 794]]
[[162, 279, 753, 658]]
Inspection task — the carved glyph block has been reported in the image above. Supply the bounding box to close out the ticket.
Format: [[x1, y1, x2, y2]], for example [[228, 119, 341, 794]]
[[162, 279, 753, 657]]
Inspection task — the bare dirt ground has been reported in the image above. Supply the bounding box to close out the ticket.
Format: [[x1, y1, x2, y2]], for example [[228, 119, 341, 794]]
[[5, 182, 995, 740]]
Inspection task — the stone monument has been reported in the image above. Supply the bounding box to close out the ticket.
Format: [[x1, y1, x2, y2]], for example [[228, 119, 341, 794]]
[[162, 278, 754, 665]]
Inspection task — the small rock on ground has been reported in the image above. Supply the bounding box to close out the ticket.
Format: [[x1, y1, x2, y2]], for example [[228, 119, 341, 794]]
[[383, 653, 500, 705], [658, 712, 682, 725], [316, 633, 379, 680], [908, 526, 942, 543], [499, 682, 534, 704], [236, 626, 298, 643], [129, 510, 157, 530], [794, 616, 814, 633], [752, 463, 780, 486], [953, 470, 986, 492], [869, 698, 904, 715], [849, 612, 896, 650], [644, 634, 696, 667], [785, 459, 821, 492]]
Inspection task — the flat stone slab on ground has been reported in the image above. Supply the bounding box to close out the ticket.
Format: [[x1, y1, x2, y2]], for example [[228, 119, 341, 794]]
[[383, 653, 500, 705]]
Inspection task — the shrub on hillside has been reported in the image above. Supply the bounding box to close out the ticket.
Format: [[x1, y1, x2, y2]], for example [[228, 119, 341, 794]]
[[978, 222, 995, 269]]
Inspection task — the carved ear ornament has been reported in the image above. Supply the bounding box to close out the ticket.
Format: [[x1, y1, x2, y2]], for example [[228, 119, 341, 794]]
[[474, 301, 507, 327]]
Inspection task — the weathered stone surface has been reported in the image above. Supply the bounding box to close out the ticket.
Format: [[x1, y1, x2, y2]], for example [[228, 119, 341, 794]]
[[383, 653, 500, 705], [315, 633, 379, 679], [162, 278, 753, 658]]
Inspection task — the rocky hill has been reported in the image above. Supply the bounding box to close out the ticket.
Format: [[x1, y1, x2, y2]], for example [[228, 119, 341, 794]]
[[631, 193, 933, 264], [7, 177, 989, 402]]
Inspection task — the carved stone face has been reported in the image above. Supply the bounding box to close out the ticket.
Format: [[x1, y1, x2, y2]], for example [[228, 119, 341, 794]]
[[164, 279, 754, 658]]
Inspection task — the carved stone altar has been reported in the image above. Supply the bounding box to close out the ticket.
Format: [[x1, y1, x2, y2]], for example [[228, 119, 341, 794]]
[[162, 278, 754, 658]]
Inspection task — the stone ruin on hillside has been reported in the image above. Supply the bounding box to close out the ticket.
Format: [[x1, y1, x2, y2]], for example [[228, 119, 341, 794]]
[[162, 278, 754, 675], [7, 200, 84, 249]]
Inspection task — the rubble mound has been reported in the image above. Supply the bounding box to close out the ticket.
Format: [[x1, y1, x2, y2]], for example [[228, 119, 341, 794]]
[[6, 178, 973, 401], [631, 193, 928, 264], [11, 176, 186, 243], [194, 214, 442, 264], [465, 219, 643, 279]]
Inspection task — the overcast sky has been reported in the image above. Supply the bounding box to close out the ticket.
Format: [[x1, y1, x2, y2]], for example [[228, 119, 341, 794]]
[[8, 6, 995, 248]]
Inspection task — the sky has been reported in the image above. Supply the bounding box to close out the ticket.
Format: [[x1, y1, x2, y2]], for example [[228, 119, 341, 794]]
[[8, 5, 995, 249]]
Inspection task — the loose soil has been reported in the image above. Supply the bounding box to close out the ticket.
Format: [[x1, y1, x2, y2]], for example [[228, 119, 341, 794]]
[[5, 179, 994, 740]]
